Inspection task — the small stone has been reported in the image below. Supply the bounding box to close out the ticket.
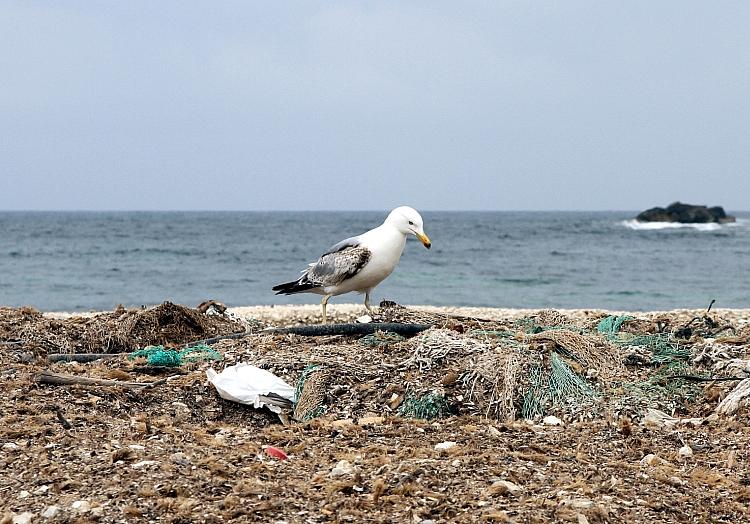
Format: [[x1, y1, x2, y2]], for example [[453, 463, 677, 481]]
[[2, 442, 20, 451], [567, 497, 594, 509], [356, 315, 372, 323], [358, 416, 384, 426], [487, 425, 503, 438], [640, 453, 668, 467], [329, 460, 354, 478], [41, 506, 60, 519], [34, 485, 50, 495], [18, 490, 30, 499], [542, 415, 562, 426], [131, 460, 160, 469], [434, 441, 456, 451], [128, 444, 146, 451], [171, 452, 192, 466], [642, 408, 678, 429], [669, 476, 686, 486], [12, 512, 34, 524], [71, 500, 91, 512], [678, 445, 693, 458], [486, 480, 522, 496]]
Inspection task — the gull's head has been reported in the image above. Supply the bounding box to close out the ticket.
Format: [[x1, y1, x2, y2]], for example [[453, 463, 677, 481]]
[[385, 206, 431, 249]]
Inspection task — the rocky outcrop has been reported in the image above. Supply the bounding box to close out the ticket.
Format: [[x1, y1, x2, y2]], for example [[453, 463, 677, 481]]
[[636, 202, 736, 224]]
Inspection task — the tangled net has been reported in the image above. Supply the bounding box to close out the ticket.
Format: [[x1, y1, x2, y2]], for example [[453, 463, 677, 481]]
[[129, 343, 222, 367], [398, 392, 452, 419], [293, 365, 330, 422], [402, 329, 487, 371]]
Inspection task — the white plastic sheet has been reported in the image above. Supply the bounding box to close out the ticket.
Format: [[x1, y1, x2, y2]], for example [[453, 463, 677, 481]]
[[206, 363, 296, 414]]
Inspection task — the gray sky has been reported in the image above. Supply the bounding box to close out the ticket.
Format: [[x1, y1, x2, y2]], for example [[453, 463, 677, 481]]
[[2, 1, 749, 211]]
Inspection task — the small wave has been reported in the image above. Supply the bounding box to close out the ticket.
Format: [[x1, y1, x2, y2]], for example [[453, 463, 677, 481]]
[[621, 219, 745, 231]]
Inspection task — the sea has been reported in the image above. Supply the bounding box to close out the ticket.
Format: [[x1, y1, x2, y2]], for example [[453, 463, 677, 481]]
[[1, 211, 748, 312]]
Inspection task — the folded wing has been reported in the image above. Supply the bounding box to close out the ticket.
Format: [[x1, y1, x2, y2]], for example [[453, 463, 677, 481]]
[[273, 239, 372, 295]]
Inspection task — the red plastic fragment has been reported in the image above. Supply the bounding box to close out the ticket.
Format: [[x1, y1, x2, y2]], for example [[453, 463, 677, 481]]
[[264, 446, 288, 460]]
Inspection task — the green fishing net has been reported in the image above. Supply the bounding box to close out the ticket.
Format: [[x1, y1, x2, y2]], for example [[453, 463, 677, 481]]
[[129, 343, 222, 367], [398, 392, 451, 420], [521, 353, 595, 419], [359, 331, 406, 347]]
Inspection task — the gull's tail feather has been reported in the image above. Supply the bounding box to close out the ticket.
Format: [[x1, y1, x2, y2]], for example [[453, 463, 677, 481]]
[[272, 280, 317, 295]]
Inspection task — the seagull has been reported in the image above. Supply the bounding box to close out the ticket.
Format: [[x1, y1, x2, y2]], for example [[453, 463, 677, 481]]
[[272, 206, 431, 323]]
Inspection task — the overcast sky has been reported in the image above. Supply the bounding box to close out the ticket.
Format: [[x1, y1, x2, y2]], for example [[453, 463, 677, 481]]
[[2, 2, 749, 211]]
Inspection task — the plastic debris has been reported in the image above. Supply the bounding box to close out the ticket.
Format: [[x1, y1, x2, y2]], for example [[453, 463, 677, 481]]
[[264, 446, 288, 460], [206, 363, 295, 414], [329, 459, 354, 478]]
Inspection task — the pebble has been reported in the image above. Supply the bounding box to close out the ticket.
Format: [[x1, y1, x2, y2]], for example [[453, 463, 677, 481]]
[[542, 415, 562, 426], [566, 497, 594, 509], [487, 479, 522, 496], [171, 452, 192, 466], [640, 453, 668, 467], [678, 444, 694, 458], [71, 500, 91, 512], [131, 460, 160, 469], [358, 416, 384, 426], [12, 512, 34, 524], [18, 490, 30, 499], [2, 442, 20, 451], [487, 425, 503, 438], [356, 315, 373, 323], [434, 441, 457, 451], [329, 460, 354, 478], [41, 506, 60, 519]]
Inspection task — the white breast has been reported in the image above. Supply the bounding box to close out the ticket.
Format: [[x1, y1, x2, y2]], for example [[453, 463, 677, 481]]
[[324, 224, 406, 296]]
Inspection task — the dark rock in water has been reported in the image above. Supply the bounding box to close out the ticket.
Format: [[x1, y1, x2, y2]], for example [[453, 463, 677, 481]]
[[636, 202, 736, 224]]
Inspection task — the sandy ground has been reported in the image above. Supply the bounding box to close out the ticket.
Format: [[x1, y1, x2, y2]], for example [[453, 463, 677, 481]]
[[227, 303, 750, 326], [3, 302, 750, 523]]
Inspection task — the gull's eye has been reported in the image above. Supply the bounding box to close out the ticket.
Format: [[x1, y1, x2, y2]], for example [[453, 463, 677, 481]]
[[408, 221, 414, 226]]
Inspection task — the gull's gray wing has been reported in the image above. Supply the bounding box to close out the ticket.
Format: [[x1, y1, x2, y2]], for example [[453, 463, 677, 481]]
[[302, 236, 371, 287], [322, 236, 361, 256], [272, 236, 371, 295]]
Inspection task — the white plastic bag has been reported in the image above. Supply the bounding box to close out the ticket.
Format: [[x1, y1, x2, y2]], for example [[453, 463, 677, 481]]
[[206, 363, 296, 414]]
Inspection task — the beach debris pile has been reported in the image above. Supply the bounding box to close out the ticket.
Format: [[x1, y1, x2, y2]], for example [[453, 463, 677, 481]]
[[2, 301, 749, 422], [2, 301, 750, 422], [2, 302, 750, 522], [0, 301, 245, 355]]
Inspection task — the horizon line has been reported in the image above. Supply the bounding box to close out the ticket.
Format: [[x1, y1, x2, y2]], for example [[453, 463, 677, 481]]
[[1, 208, 748, 214]]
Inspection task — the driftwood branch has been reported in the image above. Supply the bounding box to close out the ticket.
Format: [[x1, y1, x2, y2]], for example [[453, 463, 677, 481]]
[[36, 370, 168, 389], [264, 322, 432, 337]]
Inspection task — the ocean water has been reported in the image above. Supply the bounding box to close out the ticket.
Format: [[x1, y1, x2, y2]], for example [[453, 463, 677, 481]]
[[0, 211, 748, 312]]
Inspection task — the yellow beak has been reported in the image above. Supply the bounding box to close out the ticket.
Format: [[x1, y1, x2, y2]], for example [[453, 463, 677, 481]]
[[416, 232, 432, 249]]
